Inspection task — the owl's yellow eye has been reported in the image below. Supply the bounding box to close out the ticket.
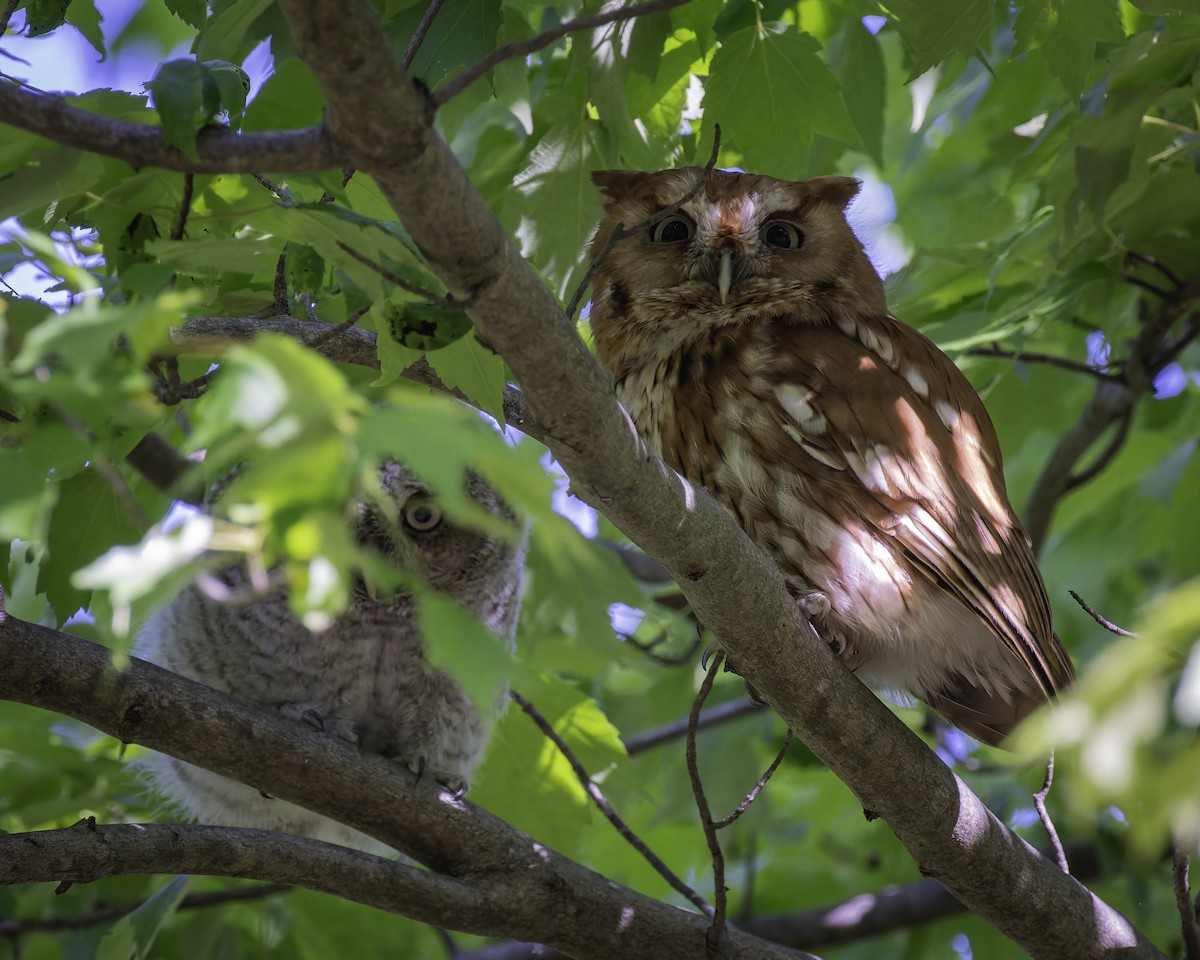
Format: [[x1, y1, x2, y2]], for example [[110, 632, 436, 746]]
[[763, 222, 804, 249], [650, 216, 695, 243], [403, 497, 442, 532]]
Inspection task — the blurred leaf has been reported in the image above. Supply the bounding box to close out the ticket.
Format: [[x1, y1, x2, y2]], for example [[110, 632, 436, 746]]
[[703, 24, 861, 174], [881, 0, 997, 79]]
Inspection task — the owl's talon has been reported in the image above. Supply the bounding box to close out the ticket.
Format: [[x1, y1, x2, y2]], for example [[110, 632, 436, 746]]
[[796, 590, 831, 621], [700, 642, 722, 671]]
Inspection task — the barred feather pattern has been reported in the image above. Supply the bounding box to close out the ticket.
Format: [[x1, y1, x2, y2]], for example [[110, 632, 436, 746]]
[[588, 167, 1074, 746], [135, 464, 524, 849]]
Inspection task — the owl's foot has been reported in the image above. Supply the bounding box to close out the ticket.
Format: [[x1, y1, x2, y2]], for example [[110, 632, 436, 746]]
[[390, 753, 468, 799], [280, 704, 364, 747], [790, 588, 859, 663]]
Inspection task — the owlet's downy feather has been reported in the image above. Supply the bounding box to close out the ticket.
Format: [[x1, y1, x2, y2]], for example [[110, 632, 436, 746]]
[[135, 462, 524, 849], [588, 167, 1074, 746]]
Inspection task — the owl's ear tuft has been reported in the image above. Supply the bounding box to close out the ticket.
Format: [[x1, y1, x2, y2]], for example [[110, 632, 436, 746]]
[[591, 169, 647, 203], [805, 176, 861, 210]]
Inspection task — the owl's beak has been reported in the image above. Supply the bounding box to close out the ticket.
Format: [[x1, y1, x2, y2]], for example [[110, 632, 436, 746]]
[[717, 250, 732, 305]]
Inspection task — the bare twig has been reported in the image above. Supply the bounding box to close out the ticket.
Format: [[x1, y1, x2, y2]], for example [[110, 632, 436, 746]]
[[687, 653, 728, 954], [509, 690, 712, 916], [566, 124, 723, 319], [712, 731, 792, 830], [0, 883, 291, 936], [1064, 409, 1133, 491], [171, 172, 195, 241], [402, 0, 447, 69], [624, 698, 762, 756], [335, 241, 455, 305], [431, 0, 688, 107], [1068, 590, 1139, 639], [1175, 846, 1200, 960], [273, 251, 290, 314], [307, 304, 372, 349], [1033, 753, 1069, 874], [964, 344, 1119, 381], [623, 630, 702, 665], [1126, 251, 1184, 290], [0, 408, 20, 423]]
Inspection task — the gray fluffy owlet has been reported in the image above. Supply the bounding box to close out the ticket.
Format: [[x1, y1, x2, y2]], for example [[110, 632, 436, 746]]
[[135, 462, 524, 849]]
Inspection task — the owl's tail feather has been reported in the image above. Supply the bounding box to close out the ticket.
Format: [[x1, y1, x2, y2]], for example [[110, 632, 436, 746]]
[[922, 677, 1045, 749]]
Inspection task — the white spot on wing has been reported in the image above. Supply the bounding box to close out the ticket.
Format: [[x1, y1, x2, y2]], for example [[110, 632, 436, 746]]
[[903, 365, 929, 398], [934, 400, 959, 432]]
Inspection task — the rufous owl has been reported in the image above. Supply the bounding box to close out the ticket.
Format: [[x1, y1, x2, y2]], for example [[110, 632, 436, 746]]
[[587, 166, 1075, 746]]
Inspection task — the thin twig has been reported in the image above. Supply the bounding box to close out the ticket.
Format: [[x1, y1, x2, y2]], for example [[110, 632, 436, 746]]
[[1175, 846, 1200, 960], [51, 403, 149, 530], [566, 124, 723, 319], [964, 344, 1119, 381], [0, 884, 291, 936], [622, 631, 702, 665], [1125, 275, 1174, 300], [509, 690, 712, 916], [686, 653, 728, 954], [624, 698, 762, 756], [431, 0, 689, 107], [1064, 408, 1133, 491], [273, 251, 289, 315], [1068, 590, 1139, 638], [307, 304, 372, 350], [1127, 251, 1184, 290], [171, 172, 195, 241], [712, 731, 792, 830], [0, 408, 20, 423], [402, 0, 447, 69], [335, 241, 455, 305], [1033, 753, 1069, 874]]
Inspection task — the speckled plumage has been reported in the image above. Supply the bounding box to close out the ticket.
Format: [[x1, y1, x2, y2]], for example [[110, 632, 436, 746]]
[[588, 167, 1074, 745], [135, 462, 523, 848]]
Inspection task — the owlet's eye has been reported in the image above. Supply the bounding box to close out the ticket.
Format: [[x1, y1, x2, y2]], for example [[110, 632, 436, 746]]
[[650, 216, 695, 244], [403, 497, 442, 532], [763, 222, 804, 250]]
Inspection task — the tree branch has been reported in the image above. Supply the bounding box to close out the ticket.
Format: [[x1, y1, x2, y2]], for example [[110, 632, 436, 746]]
[[1024, 273, 1200, 552], [0, 820, 486, 932], [0, 596, 814, 960], [265, 2, 1166, 956], [0, 82, 342, 173]]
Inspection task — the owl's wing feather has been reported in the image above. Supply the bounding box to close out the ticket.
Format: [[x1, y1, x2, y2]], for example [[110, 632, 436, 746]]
[[772, 319, 1073, 697]]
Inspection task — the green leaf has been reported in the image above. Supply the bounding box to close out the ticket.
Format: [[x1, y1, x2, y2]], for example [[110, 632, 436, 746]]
[[38, 469, 145, 621], [386, 0, 503, 88], [194, 0, 274, 62], [203, 58, 252, 127], [64, 0, 105, 56], [418, 589, 514, 720], [127, 875, 191, 958], [506, 120, 611, 301], [702, 25, 861, 175], [881, 0, 997, 79], [423, 331, 508, 421], [165, 0, 206, 28], [827, 17, 887, 165], [23, 0, 71, 36], [244, 58, 325, 131], [148, 59, 210, 159], [385, 301, 473, 352]]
